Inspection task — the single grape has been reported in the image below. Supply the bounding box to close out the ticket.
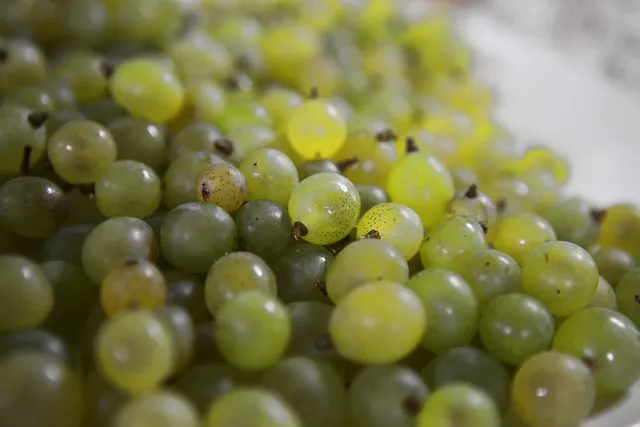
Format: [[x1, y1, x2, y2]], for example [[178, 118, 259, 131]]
[[100, 259, 166, 316], [407, 269, 479, 354], [325, 238, 409, 303], [162, 151, 226, 209], [598, 204, 640, 263], [512, 351, 595, 427], [205, 388, 301, 427], [0, 105, 47, 175], [288, 172, 360, 246], [522, 241, 599, 316], [417, 383, 500, 427], [0, 329, 69, 363], [196, 163, 247, 213], [537, 196, 600, 248], [41, 223, 93, 267], [341, 141, 396, 188], [168, 30, 232, 81], [153, 305, 195, 373], [356, 184, 388, 217], [227, 125, 277, 163], [53, 51, 109, 103], [297, 159, 340, 180], [272, 244, 333, 304], [591, 246, 636, 287], [108, 117, 166, 170], [261, 86, 303, 133], [46, 108, 86, 136], [0, 38, 47, 94], [168, 122, 224, 161], [287, 97, 347, 159], [83, 372, 128, 427], [173, 364, 244, 415], [164, 270, 211, 322], [588, 276, 617, 310], [79, 97, 126, 125], [38, 78, 75, 110], [262, 22, 321, 82], [214, 291, 291, 370], [238, 148, 299, 206], [616, 268, 640, 326], [446, 184, 497, 229], [113, 391, 199, 427], [184, 80, 226, 125], [489, 212, 557, 265], [216, 97, 272, 133], [4, 85, 56, 113], [420, 216, 487, 269]]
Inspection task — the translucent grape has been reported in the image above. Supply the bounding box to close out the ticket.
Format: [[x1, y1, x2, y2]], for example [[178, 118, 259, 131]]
[[288, 172, 360, 246], [356, 184, 389, 217], [522, 241, 599, 316], [41, 223, 93, 267], [537, 196, 600, 248], [272, 244, 333, 304], [446, 184, 497, 229], [164, 270, 210, 322], [420, 216, 487, 269], [173, 364, 245, 415], [417, 384, 500, 427], [588, 276, 617, 310], [238, 148, 299, 206], [206, 388, 301, 427], [591, 246, 636, 287], [262, 23, 321, 82], [261, 86, 303, 133], [184, 80, 226, 124], [113, 391, 199, 427], [227, 125, 277, 163], [196, 163, 247, 213], [102, 0, 180, 45], [512, 351, 595, 427], [407, 269, 479, 354], [168, 122, 223, 161], [108, 117, 166, 170], [598, 204, 640, 263], [53, 51, 109, 103], [168, 30, 232, 81], [4, 86, 56, 113], [162, 151, 226, 209], [490, 212, 557, 265], [216, 97, 272, 133], [153, 305, 195, 373], [0, 39, 47, 94], [330, 281, 426, 364], [0, 329, 69, 363], [287, 98, 347, 159], [616, 269, 640, 326], [96, 310, 174, 394], [214, 291, 291, 370], [101, 259, 166, 316], [0, 105, 47, 175], [38, 78, 75, 110], [342, 141, 396, 188]]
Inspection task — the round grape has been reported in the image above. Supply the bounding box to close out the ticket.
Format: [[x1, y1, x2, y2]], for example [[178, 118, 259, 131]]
[[588, 276, 617, 310], [113, 391, 199, 427], [537, 196, 600, 248], [417, 384, 500, 427], [616, 268, 640, 326], [108, 117, 166, 170], [196, 163, 247, 213], [153, 305, 195, 373], [0, 38, 46, 94], [238, 148, 299, 206], [168, 122, 224, 162], [173, 364, 245, 415], [356, 184, 389, 217], [287, 98, 347, 159], [100, 259, 166, 316], [297, 159, 340, 180], [272, 244, 333, 304], [591, 246, 636, 287], [164, 270, 210, 322], [206, 388, 301, 427], [420, 216, 487, 269], [53, 51, 109, 103], [446, 184, 497, 229], [0, 105, 47, 175], [0, 329, 69, 363], [162, 151, 226, 209], [490, 212, 557, 265]]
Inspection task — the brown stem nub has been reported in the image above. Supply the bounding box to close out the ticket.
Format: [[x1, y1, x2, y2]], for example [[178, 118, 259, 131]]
[[214, 138, 234, 156], [20, 145, 33, 176], [200, 182, 210, 201], [464, 184, 479, 199], [376, 129, 398, 142], [27, 111, 49, 129], [314, 333, 334, 351], [480, 222, 489, 234], [336, 157, 358, 172], [309, 87, 319, 99], [365, 229, 381, 239], [581, 356, 598, 371], [77, 184, 95, 196], [224, 75, 241, 91], [315, 280, 328, 296], [496, 198, 507, 213], [100, 60, 115, 79], [403, 396, 423, 417], [235, 55, 253, 72], [0, 48, 7, 64], [591, 209, 607, 223], [293, 221, 309, 240], [124, 259, 140, 266], [634, 294, 640, 305], [405, 137, 418, 154]]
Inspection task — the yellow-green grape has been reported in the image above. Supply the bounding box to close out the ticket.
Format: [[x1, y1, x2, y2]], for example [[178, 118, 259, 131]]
[[238, 148, 299, 206], [483, 174, 534, 214], [591, 246, 636, 287], [216, 97, 272, 134], [113, 391, 200, 427], [108, 118, 166, 171], [168, 30, 232, 82], [417, 384, 500, 427], [489, 212, 556, 265], [162, 151, 226, 209], [537, 196, 600, 248], [342, 142, 397, 189], [0, 38, 47, 95], [330, 281, 426, 364], [168, 122, 223, 161], [102, 0, 180, 46], [110, 59, 184, 123], [60, 0, 108, 48], [387, 151, 455, 228], [152, 305, 195, 373], [588, 276, 618, 310], [514, 146, 569, 185], [522, 241, 599, 317], [288, 172, 360, 245], [100, 259, 166, 316], [261, 86, 303, 133], [207, 16, 262, 52], [356, 184, 389, 217], [262, 23, 321, 83], [95, 160, 162, 219], [356, 202, 424, 260], [446, 184, 498, 230], [334, 129, 379, 160], [615, 269, 640, 326], [96, 310, 175, 394], [53, 51, 110, 103], [4, 86, 56, 113], [47, 120, 117, 184], [295, 57, 341, 97], [286, 97, 347, 160], [206, 388, 301, 427], [599, 204, 640, 263], [185, 80, 227, 124], [227, 125, 277, 164], [420, 216, 487, 270], [0, 105, 47, 175], [196, 163, 247, 213], [395, 128, 458, 163]]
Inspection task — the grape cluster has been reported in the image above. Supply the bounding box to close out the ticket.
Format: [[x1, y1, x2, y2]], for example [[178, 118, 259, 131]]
[[0, 1, 639, 427]]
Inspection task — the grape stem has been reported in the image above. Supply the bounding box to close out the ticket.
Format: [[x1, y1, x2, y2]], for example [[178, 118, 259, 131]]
[[20, 145, 32, 176], [292, 221, 309, 240]]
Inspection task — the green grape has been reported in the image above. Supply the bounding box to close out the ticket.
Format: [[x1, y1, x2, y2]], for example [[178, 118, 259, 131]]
[[48, 120, 117, 184], [599, 204, 640, 263], [522, 241, 599, 316], [287, 98, 347, 159], [588, 276, 617, 310], [483, 174, 535, 214], [0, 177, 69, 239], [38, 78, 76, 110], [288, 172, 360, 246], [422, 346, 511, 411], [206, 388, 301, 427], [537, 196, 600, 248], [0, 38, 47, 94], [46, 108, 86, 136], [53, 51, 110, 103], [260, 357, 346, 427], [446, 184, 497, 229], [298, 159, 341, 180], [173, 364, 244, 415], [479, 293, 554, 365], [356, 185, 389, 217], [448, 248, 522, 309], [208, 15, 262, 51], [109, 59, 184, 123], [108, 117, 166, 170], [261, 87, 303, 133], [113, 391, 199, 427], [164, 270, 211, 322], [512, 351, 595, 427], [417, 383, 500, 427], [591, 246, 636, 287], [0, 255, 53, 331], [287, 301, 343, 368], [233, 200, 293, 263], [162, 151, 226, 209], [262, 22, 321, 82], [0, 329, 69, 363], [168, 122, 224, 161], [490, 212, 557, 266], [204, 251, 277, 316], [100, 259, 166, 316], [238, 148, 299, 206], [272, 244, 333, 304], [348, 364, 427, 427], [330, 281, 425, 364], [356, 202, 424, 260], [616, 269, 640, 326], [185, 80, 227, 124], [168, 30, 232, 81], [196, 163, 247, 213], [96, 310, 175, 394], [215, 291, 291, 370], [226, 125, 277, 164], [0, 352, 83, 427], [326, 238, 408, 303], [39, 261, 97, 343], [102, 0, 180, 46], [64, 187, 106, 225], [448, 164, 478, 191], [81, 217, 157, 284], [407, 269, 479, 354], [341, 141, 396, 188], [216, 97, 272, 133], [80, 98, 127, 126], [160, 202, 236, 274], [153, 305, 195, 373], [420, 216, 487, 269], [41, 223, 93, 266], [0, 105, 47, 175], [4, 86, 56, 113], [94, 160, 162, 219], [387, 152, 454, 228], [83, 372, 128, 427], [60, 0, 108, 47]]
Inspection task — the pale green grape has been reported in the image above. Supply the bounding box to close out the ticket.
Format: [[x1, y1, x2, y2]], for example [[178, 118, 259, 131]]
[[153, 306, 195, 373], [553, 307, 640, 395], [53, 51, 109, 103], [330, 281, 426, 364], [60, 0, 107, 47], [80, 98, 126, 126], [483, 174, 534, 214], [0, 255, 53, 331], [356, 184, 389, 217], [83, 372, 128, 427], [287, 98, 347, 159], [204, 251, 276, 315], [162, 151, 226, 209], [173, 364, 244, 415], [522, 241, 599, 316], [47, 108, 86, 136], [206, 388, 301, 427], [185, 80, 227, 124], [168, 30, 232, 81], [262, 22, 321, 83], [512, 351, 595, 427], [407, 269, 479, 354], [261, 86, 303, 133], [588, 276, 617, 310], [164, 270, 211, 322], [96, 310, 175, 394], [238, 148, 299, 206], [108, 117, 166, 170], [287, 301, 343, 368], [0, 105, 47, 175], [216, 97, 272, 133], [349, 365, 428, 427], [41, 223, 93, 266], [4, 86, 56, 113], [272, 244, 333, 304], [226, 125, 276, 163], [288, 172, 360, 246], [102, 0, 180, 46], [0, 38, 47, 94], [196, 163, 247, 213], [113, 391, 199, 427], [490, 212, 556, 265], [0, 329, 69, 363], [479, 293, 554, 365], [420, 216, 487, 269], [215, 291, 291, 370], [616, 269, 640, 326], [591, 246, 636, 287], [446, 184, 497, 229], [100, 259, 166, 316], [38, 78, 75, 110], [160, 202, 236, 274], [326, 238, 408, 303], [537, 196, 600, 248], [168, 122, 224, 161], [208, 16, 262, 52], [417, 384, 500, 427]]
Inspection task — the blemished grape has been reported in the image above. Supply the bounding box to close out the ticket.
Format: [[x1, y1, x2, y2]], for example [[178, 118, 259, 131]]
[[512, 351, 596, 427], [113, 391, 200, 427], [0, 329, 69, 363], [96, 310, 175, 394], [347, 364, 426, 427], [205, 388, 301, 427], [446, 184, 498, 229], [616, 269, 640, 326], [0, 105, 47, 175], [522, 241, 599, 317], [196, 163, 247, 213], [214, 291, 291, 370], [287, 97, 347, 159], [164, 270, 211, 322], [238, 148, 300, 206], [588, 276, 618, 310], [272, 244, 333, 304], [100, 259, 166, 316], [168, 122, 223, 161], [288, 172, 361, 246], [479, 293, 555, 365], [153, 305, 195, 373], [417, 383, 500, 427], [407, 269, 479, 354], [356, 202, 424, 260], [591, 246, 636, 287], [173, 364, 245, 415], [204, 251, 277, 316], [490, 212, 557, 265], [420, 216, 487, 270], [330, 281, 426, 364], [160, 202, 236, 274], [108, 117, 166, 170], [53, 51, 109, 103], [162, 151, 226, 209], [325, 238, 409, 303]]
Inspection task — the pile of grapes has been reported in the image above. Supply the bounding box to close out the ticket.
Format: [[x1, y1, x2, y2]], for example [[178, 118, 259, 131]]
[[2, 1, 640, 426]]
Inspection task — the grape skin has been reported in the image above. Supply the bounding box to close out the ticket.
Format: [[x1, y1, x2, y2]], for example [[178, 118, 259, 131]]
[[100, 259, 166, 316], [206, 388, 301, 427], [196, 163, 247, 213], [287, 98, 347, 159], [113, 391, 200, 427], [420, 216, 487, 270], [418, 383, 500, 427], [489, 212, 557, 265]]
